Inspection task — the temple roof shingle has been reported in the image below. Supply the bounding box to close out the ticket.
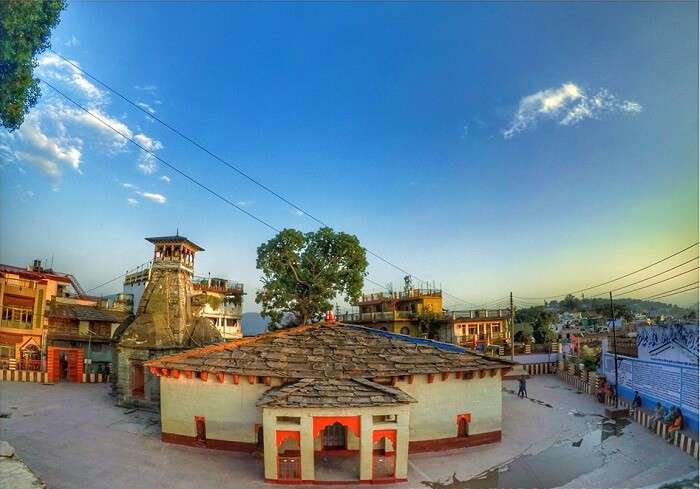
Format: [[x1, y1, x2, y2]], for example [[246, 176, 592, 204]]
[[146, 322, 513, 378], [257, 377, 416, 408]]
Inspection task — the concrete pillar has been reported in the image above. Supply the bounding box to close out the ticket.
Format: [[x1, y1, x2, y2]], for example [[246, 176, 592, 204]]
[[359, 413, 373, 481], [262, 410, 278, 480], [300, 415, 315, 481], [394, 412, 410, 479]]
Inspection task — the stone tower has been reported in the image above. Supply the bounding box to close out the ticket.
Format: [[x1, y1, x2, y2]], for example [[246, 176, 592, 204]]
[[115, 235, 223, 408]]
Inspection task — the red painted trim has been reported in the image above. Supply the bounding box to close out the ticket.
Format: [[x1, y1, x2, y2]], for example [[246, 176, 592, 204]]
[[265, 376, 272, 386], [216, 372, 225, 383], [161, 368, 169, 377], [407, 375, 414, 384], [149, 366, 159, 376], [455, 371, 462, 379], [184, 370, 193, 379], [312, 416, 361, 439], [500, 367, 511, 377], [276, 430, 301, 448], [171, 369, 180, 379], [200, 371, 208, 382], [372, 429, 396, 447], [456, 413, 471, 424], [478, 370, 486, 378], [248, 375, 255, 384], [490, 369, 497, 377], [441, 372, 449, 381], [465, 371, 474, 380], [408, 430, 501, 453], [427, 373, 435, 384], [161, 432, 257, 453]]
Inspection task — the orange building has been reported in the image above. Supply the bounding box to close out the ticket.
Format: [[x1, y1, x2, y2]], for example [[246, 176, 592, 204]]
[[0, 261, 79, 370]]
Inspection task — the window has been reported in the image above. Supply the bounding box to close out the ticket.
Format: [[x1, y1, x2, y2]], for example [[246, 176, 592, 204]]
[[277, 416, 301, 425], [492, 325, 500, 333], [373, 414, 397, 424], [468, 324, 477, 335], [0, 345, 14, 358]]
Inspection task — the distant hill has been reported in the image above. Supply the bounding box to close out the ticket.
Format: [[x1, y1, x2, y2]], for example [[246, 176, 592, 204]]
[[241, 312, 269, 336]]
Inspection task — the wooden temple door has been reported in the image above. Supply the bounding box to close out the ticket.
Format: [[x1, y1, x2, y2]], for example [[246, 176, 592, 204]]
[[195, 416, 206, 445], [323, 423, 347, 450], [66, 350, 78, 382]]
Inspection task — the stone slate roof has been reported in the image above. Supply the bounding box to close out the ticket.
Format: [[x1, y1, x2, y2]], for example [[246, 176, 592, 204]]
[[257, 377, 416, 408], [146, 322, 512, 378], [145, 235, 204, 251], [47, 302, 129, 323]]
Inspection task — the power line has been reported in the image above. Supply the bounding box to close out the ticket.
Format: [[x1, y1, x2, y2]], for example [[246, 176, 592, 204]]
[[514, 241, 699, 300], [587, 256, 699, 298], [611, 266, 699, 297], [644, 286, 698, 301], [48, 51, 479, 308], [85, 261, 151, 293], [642, 281, 700, 300]]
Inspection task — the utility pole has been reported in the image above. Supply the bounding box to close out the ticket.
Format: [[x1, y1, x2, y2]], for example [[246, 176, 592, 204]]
[[609, 291, 619, 408], [510, 292, 515, 361]]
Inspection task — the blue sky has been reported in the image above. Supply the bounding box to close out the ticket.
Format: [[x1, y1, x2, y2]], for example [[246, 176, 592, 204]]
[[1, 2, 698, 310]]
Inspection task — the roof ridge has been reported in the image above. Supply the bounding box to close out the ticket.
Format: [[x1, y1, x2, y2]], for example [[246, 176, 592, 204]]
[[351, 377, 416, 401]]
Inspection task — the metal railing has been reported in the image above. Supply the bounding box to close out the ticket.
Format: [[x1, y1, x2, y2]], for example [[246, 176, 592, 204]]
[[358, 288, 442, 303], [0, 320, 34, 330], [2, 277, 38, 290]]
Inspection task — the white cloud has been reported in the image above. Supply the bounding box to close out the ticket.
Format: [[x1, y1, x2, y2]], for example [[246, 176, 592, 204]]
[[236, 200, 253, 207], [159, 175, 171, 183], [120, 182, 137, 189], [139, 192, 167, 204], [137, 154, 157, 174], [65, 36, 79, 47], [503, 82, 642, 138], [137, 102, 156, 114], [37, 53, 103, 100], [134, 85, 158, 92], [11, 114, 83, 176], [293, 209, 304, 216], [127, 197, 139, 206], [133, 133, 162, 152]]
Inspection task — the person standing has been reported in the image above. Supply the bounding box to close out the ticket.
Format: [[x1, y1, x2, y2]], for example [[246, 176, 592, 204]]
[[518, 377, 528, 398]]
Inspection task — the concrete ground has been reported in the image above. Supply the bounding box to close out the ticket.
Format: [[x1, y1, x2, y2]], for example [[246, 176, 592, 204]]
[[0, 376, 697, 489]]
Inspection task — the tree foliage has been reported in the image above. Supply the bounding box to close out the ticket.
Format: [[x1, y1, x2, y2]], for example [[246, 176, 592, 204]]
[[417, 307, 442, 339], [515, 306, 556, 344], [255, 227, 368, 329], [0, 0, 65, 131]]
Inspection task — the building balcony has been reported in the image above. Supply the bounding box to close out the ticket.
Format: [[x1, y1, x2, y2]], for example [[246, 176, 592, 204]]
[[450, 309, 511, 320], [357, 288, 442, 305], [339, 311, 418, 323], [193, 276, 244, 296], [0, 320, 35, 331]]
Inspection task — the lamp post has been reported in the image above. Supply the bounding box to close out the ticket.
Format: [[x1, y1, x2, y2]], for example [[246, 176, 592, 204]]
[[609, 292, 619, 409]]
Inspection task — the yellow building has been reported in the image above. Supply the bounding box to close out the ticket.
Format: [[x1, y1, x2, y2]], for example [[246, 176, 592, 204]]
[[146, 322, 513, 484], [0, 261, 79, 370], [340, 288, 444, 337], [450, 309, 512, 349]]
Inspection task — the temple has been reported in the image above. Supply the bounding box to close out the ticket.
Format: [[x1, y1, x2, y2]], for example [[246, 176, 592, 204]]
[[145, 322, 513, 484], [114, 235, 223, 408]]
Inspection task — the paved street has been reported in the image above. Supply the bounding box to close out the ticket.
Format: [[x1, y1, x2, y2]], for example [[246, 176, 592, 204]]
[[1, 376, 697, 489]]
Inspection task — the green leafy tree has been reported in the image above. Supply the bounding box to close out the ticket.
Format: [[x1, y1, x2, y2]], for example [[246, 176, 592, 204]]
[[255, 227, 368, 329], [0, 0, 66, 131], [515, 306, 556, 344], [560, 294, 580, 312], [417, 307, 442, 339]]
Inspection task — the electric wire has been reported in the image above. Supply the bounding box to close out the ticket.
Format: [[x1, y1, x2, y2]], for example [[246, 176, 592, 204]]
[[47, 51, 479, 308]]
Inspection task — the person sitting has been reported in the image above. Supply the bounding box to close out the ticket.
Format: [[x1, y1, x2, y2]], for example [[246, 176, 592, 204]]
[[663, 406, 678, 425], [596, 381, 607, 403], [632, 391, 642, 410], [649, 402, 665, 431], [665, 409, 684, 442]]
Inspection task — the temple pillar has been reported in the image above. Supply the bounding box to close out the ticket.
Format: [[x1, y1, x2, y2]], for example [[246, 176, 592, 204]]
[[359, 413, 373, 481], [394, 411, 410, 479], [300, 415, 315, 480], [262, 410, 278, 480]]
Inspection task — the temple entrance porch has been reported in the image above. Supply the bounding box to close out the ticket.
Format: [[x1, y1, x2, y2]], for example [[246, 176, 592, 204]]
[[262, 406, 410, 484]]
